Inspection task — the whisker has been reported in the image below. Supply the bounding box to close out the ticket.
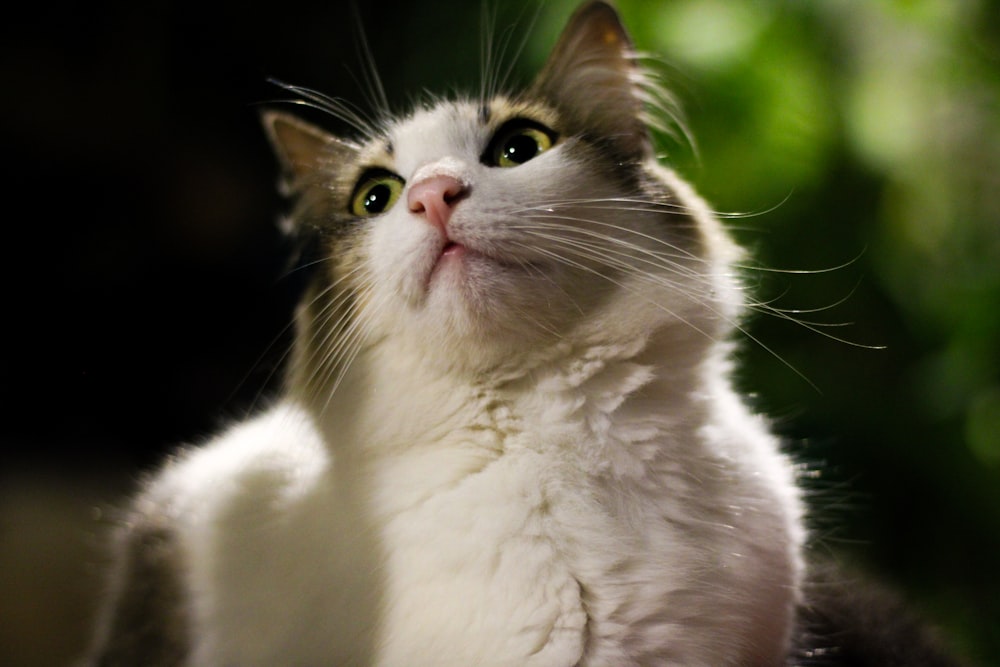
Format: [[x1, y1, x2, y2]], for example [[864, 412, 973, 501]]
[[511, 227, 821, 389], [515, 227, 709, 297], [508, 240, 720, 345], [351, 6, 392, 126], [735, 250, 867, 276], [513, 197, 705, 218], [227, 315, 298, 417], [479, 1, 541, 104], [514, 194, 787, 223], [479, 1, 502, 106], [267, 80, 381, 140], [516, 213, 708, 267], [512, 206, 875, 353]]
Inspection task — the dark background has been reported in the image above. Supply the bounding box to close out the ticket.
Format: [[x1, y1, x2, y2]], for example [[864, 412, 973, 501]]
[[2, 1, 998, 665]]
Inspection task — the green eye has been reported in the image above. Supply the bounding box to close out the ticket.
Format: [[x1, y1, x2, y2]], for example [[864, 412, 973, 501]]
[[486, 120, 557, 168], [350, 170, 405, 217]]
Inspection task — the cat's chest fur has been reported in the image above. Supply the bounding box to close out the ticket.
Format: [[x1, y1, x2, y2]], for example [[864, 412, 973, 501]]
[[146, 335, 799, 667]]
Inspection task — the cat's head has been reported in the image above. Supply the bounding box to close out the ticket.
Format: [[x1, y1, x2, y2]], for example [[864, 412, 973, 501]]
[[263, 1, 741, 387]]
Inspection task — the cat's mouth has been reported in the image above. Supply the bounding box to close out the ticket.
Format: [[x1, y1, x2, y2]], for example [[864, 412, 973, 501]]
[[427, 235, 535, 290], [429, 239, 473, 282], [432, 239, 467, 270]]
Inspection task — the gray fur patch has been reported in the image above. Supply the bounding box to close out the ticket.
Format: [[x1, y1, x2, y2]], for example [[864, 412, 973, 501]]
[[85, 520, 190, 667]]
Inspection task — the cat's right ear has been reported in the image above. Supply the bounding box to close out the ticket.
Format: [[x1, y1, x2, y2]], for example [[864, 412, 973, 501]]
[[260, 111, 357, 196], [531, 1, 651, 160]]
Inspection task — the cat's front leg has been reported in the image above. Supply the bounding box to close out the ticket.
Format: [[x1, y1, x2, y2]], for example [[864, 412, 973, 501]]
[[83, 511, 190, 667]]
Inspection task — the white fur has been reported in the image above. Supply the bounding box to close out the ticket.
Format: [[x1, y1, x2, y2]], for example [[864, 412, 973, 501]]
[[145, 334, 802, 665], [124, 95, 804, 665]]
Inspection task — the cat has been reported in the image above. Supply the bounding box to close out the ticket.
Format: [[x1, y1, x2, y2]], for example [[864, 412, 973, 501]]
[[81, 2, 965, 666]]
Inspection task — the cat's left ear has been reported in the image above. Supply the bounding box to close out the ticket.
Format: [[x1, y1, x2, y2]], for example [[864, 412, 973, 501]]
[[531, 1, 651, 159], [261, 111, 359, 194]]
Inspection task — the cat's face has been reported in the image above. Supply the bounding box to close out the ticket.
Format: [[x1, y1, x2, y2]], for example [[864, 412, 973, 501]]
[[265, 2, 731, 382], [363, 100, 622, 341]]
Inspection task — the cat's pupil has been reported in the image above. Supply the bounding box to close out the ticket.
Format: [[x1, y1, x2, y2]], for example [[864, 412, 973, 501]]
[[502, 134, 539, 164], [364, 184, 392, 213]]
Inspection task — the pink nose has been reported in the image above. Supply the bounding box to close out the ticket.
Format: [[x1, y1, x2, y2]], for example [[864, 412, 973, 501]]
[[407, 175, 467, 232]]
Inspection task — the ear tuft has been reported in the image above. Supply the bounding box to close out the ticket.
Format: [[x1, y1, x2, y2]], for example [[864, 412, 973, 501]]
[[531, 1, 651, 158]]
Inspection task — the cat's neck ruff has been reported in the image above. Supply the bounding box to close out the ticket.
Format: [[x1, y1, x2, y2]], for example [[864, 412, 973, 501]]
[[299, 305, 713, 454], [284, 317, 802, 666]]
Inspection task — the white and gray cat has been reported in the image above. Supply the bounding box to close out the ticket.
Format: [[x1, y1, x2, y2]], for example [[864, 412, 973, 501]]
[[82, 3, 965, 666]]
